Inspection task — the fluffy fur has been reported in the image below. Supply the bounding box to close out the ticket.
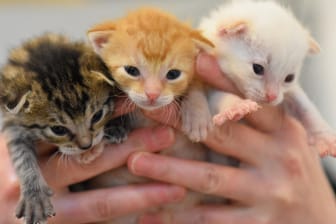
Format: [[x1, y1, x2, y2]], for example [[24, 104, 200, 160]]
[[88, 7, 214, 142], [200, 0, 336, 156], [0, 33, 130, 224], [83, 8, 218, 223]]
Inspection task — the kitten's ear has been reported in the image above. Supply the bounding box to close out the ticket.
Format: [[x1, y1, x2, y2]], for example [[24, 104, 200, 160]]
[[218, 21, 248, 36], [5, 91, 31, 114], [308, 36, 320, 54], [90, 70, 115, 86], [191, 31, 215, 53], [87, 22, 116, 54], [87, 31, 114, 54]]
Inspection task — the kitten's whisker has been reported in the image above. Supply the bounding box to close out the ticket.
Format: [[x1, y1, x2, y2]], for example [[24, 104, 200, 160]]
[[46, 150, 61, 167]]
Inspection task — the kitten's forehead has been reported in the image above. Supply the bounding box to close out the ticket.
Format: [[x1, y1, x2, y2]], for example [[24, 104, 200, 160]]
[[113, 8, 198, 63]]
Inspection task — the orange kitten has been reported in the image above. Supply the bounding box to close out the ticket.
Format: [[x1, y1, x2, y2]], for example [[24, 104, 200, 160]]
[[83, 8, 217, 223], [88, 7, 214, 141]]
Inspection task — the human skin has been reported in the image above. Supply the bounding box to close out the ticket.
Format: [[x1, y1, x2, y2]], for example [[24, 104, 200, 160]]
[[0, 126, 185, 224], [128, 53, 336, 224]]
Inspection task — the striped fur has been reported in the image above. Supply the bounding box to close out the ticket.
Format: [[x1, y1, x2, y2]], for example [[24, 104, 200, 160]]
[[0, 33, 130, 224]]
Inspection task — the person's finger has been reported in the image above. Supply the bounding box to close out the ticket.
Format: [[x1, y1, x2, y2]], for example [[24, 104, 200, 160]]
[[139, 205, 251, 224], [204, 121, 271, 163], [244, 104, 287, 133], [196, 52, 238, 93], [128, 152, 261, 202], [51, 184, 186, 224], [40, 126, 175, 188]]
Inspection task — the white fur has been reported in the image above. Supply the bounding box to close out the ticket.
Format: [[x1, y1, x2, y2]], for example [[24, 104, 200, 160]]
[[200, 0, 311, 103], [200, 0, 336, 156]]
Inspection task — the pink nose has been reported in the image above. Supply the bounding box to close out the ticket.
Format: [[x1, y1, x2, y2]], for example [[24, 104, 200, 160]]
[[266, 93, 277, 102], [146, 92, 159, 102]]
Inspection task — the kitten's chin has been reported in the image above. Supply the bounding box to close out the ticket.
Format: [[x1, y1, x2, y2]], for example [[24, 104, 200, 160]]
[[137, 104, 167, 111], [59, 147, 82, 156], [269, 99, 282, 106], [132, 99, 174, 111]]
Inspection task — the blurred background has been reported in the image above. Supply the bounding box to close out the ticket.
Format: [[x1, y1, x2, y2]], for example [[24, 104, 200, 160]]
[[0, 0, 335, 189]]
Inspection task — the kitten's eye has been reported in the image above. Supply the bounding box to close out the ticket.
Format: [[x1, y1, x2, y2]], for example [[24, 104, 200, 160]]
[[284, 74, 295, 83], [50, 126, 69, 136], [91, 109, 104, 124], [124, 66, 140, 77], [166, 69, 181, 80], [253, 64, 264, 75]]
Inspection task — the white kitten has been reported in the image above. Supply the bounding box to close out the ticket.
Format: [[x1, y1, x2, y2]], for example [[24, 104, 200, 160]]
[[200, 0, 336, 156]]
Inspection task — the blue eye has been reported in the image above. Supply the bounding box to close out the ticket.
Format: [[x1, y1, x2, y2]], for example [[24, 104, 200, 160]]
[[50, 126, 69, 136], [253, 64, 264, 75], [166, 69, 181, 80], [91, 109, 104, 124], [124, 66, 140, 77]]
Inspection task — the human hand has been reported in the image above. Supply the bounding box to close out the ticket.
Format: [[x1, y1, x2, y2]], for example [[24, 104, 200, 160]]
[[127, 53, 336, 224], [0, 127, 185, 224]]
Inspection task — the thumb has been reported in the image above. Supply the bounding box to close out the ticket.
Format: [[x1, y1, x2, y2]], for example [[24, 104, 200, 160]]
[[196, 52, 238, 94]]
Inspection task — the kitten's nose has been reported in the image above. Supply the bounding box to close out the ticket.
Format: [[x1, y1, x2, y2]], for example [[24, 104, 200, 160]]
[[146, 92, 159, 102], [266, 93, 277, 102]]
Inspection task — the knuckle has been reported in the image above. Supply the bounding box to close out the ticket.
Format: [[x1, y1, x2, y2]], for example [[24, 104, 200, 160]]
[[267, 180, 296, 208], [3, 176, 20, 201], [198, 166, 221, 194], [280, 150, 304, 178], [195, 213, 209, 224], [221, 123, 234, 140], [212, 122, 234, 144], [93, 197, 116, 219]]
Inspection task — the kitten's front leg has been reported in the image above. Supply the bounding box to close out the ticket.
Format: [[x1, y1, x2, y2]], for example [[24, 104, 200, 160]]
[[284, 85, 336, 156], [104, 114, 131, 144], [6, 128, 55, 224], [181, 84, 212, 142], [209, 90, 260, 126]]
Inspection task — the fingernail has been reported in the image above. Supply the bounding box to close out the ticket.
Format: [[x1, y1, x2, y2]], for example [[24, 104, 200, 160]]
[[151, 127, 174, 149], [128, 152, 152, 175]]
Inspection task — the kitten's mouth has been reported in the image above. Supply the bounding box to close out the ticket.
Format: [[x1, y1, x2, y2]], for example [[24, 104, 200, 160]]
[[135, 99, 172, 111], [59, 144, 98, 155], [139, 102, 167, 110], [59, 132, 104, 155]]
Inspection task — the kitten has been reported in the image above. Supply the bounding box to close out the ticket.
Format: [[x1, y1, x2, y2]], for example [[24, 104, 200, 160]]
[[0, 33, 129, 224], [84, 8, 215, 223], [88, 7, 214, 142], [200, 0, 336, 156]]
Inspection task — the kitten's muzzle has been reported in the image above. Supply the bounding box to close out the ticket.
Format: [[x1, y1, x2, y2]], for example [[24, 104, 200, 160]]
[[79, 142, 93, 150], [266, 92, 277, 102]]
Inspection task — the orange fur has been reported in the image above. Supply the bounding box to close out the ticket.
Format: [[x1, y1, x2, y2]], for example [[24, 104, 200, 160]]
[[88, 7, 213, 105]]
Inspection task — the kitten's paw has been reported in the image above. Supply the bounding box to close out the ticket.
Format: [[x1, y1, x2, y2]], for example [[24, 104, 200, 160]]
[[213, 99, 260, 126], [74, 143, 104, 164], [105, 125, 129, 144], [309, 132, 336, 157], [181, 107, 213, 142], [16, 187, 55, 224]]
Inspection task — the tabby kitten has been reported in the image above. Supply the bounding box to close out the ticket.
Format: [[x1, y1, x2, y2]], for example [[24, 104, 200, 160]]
[[0, 33, 129, 224]]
